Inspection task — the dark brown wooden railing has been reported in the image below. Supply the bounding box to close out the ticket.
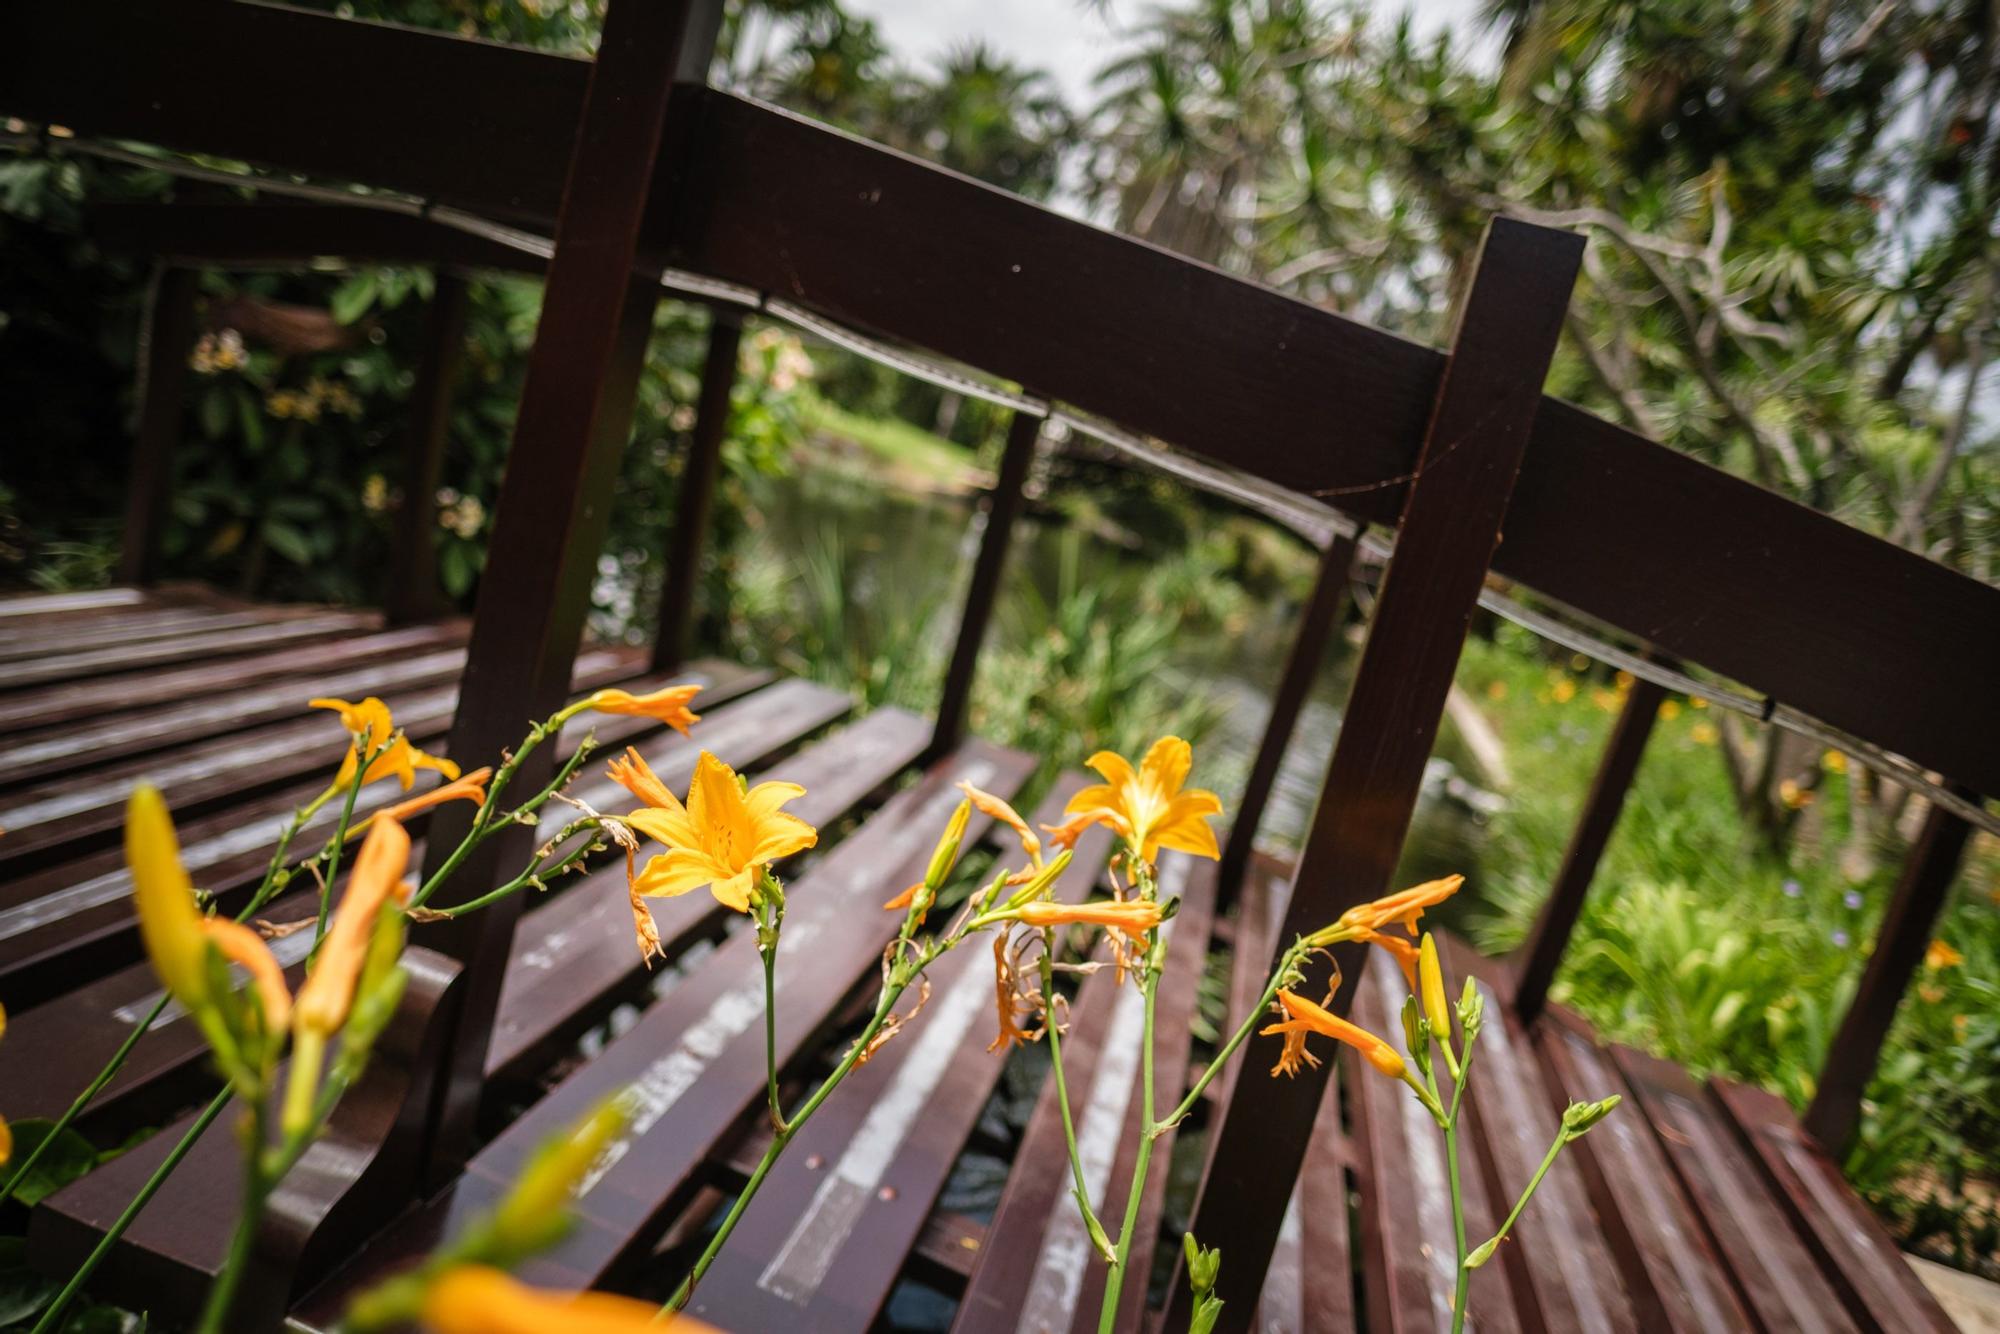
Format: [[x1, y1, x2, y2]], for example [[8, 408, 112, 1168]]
[[7, 1, 1996, 1326]]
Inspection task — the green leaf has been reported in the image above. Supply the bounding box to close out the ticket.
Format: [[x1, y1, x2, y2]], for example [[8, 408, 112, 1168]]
[[440, 541, 478, 597], [198, 386, 231, 440], [261, 519, 313, 566], [0, 1236, 59, 1324], [330, 272, 379, 325], [3, 1120, 99, 1206]]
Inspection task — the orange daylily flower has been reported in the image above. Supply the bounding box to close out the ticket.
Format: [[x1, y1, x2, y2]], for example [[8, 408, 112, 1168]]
[[625, 751, 817, 913], [584, 682, 703, 736], [1364, 930, 1420, 989], [883, 882, 923, 912], [1039, 809, 1118, 852], [311, 696, 461, 790], [960, 780, 1041, 875], [1310, 875, 1465, 949], [1262, 989, 1405, 1080], [294, 817, 411, 1038], [1926, 939, 1964, 970], [1018, 899, 1165, 932], [419, 1265, 716, 1334], [607, 747, 679, 811], [1063, 737, 1222, 862], [346, 767, 490, 841]]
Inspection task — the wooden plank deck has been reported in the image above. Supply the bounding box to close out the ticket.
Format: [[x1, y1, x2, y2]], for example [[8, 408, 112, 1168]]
[[0, 591, 1949, 1332]]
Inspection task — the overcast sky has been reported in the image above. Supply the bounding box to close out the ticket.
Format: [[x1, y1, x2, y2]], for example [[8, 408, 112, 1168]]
[[840, 0, 1492, 106]]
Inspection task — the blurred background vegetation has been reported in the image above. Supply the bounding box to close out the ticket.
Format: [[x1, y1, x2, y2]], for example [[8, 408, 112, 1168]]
[[2, 0, 1996, 1280]]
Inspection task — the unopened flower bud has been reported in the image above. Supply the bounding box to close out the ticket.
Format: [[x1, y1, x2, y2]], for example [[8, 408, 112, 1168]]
[[924, 799, 973, 891], [1561, 1094, 1621, 1139], [1419, 934, 1451, 1040]]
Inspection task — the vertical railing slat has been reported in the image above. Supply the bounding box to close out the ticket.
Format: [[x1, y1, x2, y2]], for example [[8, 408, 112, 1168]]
[[1805, 797, 1975, 1151], [1513, 674, 1667, 1021], [652, 307, 743, 671], [929, 408, 1041, 756], [412, 0, 725, 1177], [384, 270, 469, 624], [117, 264, 199, 587], [1171, 217, 1584, 1331]]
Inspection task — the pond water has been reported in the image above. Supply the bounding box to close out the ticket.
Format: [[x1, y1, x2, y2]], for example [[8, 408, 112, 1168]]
[[727, 453, 1496, 884]]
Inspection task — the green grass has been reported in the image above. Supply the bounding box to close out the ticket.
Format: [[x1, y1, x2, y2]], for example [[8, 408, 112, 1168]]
[[1454, 622, 2000, 1272], [797, 390, 983, 491]]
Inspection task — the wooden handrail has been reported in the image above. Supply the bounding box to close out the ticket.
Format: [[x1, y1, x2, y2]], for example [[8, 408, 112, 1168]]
[[12, 1, 1996, 798]]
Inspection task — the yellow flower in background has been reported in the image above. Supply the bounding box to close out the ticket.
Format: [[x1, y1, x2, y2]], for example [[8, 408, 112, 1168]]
[[1925, 940, 1964, 971], [419, 1265, 716, 1333], [311, 696, 461, 790], [294, 818, 411, 1039], [1659, 699, 1683, 721], [1689, 722, 1718, 746], [1550, 678, 1577, 704], [585, 683, 703, 736], [1063, 737, 1222, 862], [1484, 680, 1508, 701], [1778, 779, 1814, 810], [1262, 990, 1404, 1080], [627, 751, 817, 912], [1823, 749, 1849, 775]]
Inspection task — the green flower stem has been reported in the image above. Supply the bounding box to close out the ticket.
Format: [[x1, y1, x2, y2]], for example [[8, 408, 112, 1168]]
[[664, 955, 923, 1315], [1096, 931, 1164, 1334], [1155, 942, 1305, 1135], [428, 823, 603, 919], [410, 723, 597, 911], [1434, 1039, 1474, 1334], [1039, 932, 1115, 1263], [195, 1098, 270, 1334], [1473, 1130, 1566, 1264], [26, 1087, 232, 1334], [310, 739, 386, 958]]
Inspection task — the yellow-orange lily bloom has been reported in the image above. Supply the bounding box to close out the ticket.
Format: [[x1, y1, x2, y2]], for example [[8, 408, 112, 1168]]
[[347, 768, 490, 841], [584, 683, 703, 736], [607, 747, 679, 811], [1063, 737, 1222, 862], [128, 786, 293, 1032], [1018, 899, 1165, 932], [311, 696, 460, 790], [1262, 989, 1405, 1080], [419, 1265, 715, 1334], [1926, 939, 1964, 970], [1344, 875, 1463, 937], [959, 780, 1041, 871], [1039, 809, 1119, 852], [294, 817, 411, 1037], [626, 751, 817, 913]]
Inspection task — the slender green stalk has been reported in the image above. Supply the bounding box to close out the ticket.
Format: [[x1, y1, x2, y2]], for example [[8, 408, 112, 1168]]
[[1479, 1132, 1565, 1256], [312, 758, 372, 951], [1039, 934, 1114, 1260], [665, 969, 914, 1313], [431, 827, 601, 919], [762, 944, 783, 1130], [411, 725, 596, 910], [194, 1100, 269, 1334], [1156, 943, 1302, 1134], [26, 1088, 232, 1334], [1096, 937, 1163, 1334], [1445, 1115, 1470, 1334]]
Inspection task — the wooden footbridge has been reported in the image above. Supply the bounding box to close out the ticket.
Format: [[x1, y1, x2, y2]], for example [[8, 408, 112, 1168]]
[[2, 2, 1995, 1328]]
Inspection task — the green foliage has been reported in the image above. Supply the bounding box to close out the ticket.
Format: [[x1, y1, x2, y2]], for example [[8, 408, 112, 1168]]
[[1460, 625, 2000, 1272]]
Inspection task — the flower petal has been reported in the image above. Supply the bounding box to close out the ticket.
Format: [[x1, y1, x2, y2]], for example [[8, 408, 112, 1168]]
[[1140, 736, 1192, 796], [748, 811, 818, 865], [631, 850, 721, 899]]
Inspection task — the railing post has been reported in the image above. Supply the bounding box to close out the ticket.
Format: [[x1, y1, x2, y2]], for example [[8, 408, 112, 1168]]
[[117, 263, 199, 587], [384, 269, 469, 623], [1170, 217, 1583, 1332], [1216, 530, 1358, 904], [1513, 674, 1667, 1020], [929, 408, 1041, 756], [411, 0, 724, 1178], [652, 307, 743, 670], [1804, 795, 1976, 1152]]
